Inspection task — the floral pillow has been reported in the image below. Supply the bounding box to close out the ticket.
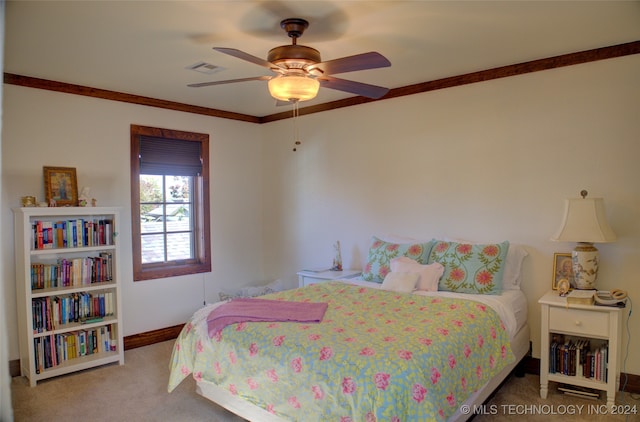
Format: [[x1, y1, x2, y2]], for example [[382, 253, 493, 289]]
[[362, 236, 434, 282], [428, 240, 509, 294]]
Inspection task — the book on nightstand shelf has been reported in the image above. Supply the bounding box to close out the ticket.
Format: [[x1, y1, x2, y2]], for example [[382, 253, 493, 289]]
[[566, 289, 595, 305], [558, 384, 600, 400]]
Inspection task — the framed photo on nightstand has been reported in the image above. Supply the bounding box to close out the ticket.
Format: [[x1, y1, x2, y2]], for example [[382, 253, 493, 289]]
[[552, 252, 574, 290]]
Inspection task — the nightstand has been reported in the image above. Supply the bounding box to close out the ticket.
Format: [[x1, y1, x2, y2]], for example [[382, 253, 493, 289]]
[[297, 269, 361, 288], [538, 290, 623, 407]]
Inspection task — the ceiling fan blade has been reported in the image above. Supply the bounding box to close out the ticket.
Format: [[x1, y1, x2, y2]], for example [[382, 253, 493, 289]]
[[307, 52, 391, 76], [188, 76, 271, 88], [213, 47, 283, 71], [318, 76, 389, 99]]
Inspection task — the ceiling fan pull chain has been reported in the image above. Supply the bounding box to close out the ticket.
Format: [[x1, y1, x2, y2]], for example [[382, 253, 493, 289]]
[[292, 100, 301, 152]]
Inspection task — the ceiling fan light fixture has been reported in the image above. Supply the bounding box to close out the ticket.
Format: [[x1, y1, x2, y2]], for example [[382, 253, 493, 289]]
[[198, 18, 391, 104], [268, 73, 320, 102]]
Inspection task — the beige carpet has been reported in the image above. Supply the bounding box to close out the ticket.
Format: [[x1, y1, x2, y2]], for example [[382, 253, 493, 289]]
[[11, 340, 639, 421]]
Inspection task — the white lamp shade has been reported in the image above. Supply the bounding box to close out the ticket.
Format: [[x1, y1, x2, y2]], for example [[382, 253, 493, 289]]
[[268, 74, 320, 102], [551, 197, 616, 243]]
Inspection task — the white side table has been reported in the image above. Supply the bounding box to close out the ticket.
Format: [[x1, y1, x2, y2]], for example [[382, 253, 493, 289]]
[[297, 269, 361, 288], [538, 290, 623, 408]]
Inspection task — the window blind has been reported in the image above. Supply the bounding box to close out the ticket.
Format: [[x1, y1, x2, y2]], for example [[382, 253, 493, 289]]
[[139, 136, 202, 176]]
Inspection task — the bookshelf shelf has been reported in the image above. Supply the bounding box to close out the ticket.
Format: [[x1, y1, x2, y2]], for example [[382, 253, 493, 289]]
[[32, 315, 120, 338], [547, 373, 608, 390], [30, 244, 116, 256], [539, 290, 623, 408], [32, 351, 122, 381], [30, 281, 118, 298], [13, 207, 124, 387]]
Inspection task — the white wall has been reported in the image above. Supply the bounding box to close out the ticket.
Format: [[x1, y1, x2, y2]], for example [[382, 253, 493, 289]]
[[0, 1, 15, 419], [2, 53, 639, 378], [260, 55, 640, 375], [1, 85, 266, 360]]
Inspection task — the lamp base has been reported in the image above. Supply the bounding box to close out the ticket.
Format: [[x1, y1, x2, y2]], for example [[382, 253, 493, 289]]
[[572, 242, 599, 290]]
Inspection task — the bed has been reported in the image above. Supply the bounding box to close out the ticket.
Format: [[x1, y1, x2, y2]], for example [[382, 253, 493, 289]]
[[168, 238, 530, 421]]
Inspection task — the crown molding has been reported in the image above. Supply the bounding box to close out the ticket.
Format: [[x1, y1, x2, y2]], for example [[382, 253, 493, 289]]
[[5, 40, 639, 124]]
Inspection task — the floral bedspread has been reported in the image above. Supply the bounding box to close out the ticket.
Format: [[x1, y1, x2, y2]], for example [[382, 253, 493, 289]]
[[168, 282, 514, 421]]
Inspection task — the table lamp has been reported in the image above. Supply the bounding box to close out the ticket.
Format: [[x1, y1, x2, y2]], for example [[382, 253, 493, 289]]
[[551, 190, 616, 290]]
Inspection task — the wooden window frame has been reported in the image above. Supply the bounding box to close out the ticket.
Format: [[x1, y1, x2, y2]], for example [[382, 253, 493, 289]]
[[130, 124, 211, 281]]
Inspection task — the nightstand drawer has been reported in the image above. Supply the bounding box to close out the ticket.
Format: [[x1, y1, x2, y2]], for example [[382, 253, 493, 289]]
[[301, 276, 327, 287], [549, 307, 609, 337], [297, 270, 361, 288]]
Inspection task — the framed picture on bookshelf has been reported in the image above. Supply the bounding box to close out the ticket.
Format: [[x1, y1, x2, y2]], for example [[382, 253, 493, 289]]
[[43, 166, 78, 207], [552, 252, 574, 290]]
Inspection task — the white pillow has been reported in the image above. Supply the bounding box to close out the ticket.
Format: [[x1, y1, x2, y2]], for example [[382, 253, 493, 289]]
[[381, 271, 420, 293], [502, 244, 528, 290], [390, 256, 444, 292], [444, 238, 528, 290]]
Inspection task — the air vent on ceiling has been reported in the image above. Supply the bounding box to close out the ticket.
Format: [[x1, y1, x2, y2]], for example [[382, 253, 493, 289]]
[[186, 62, 225, 75]]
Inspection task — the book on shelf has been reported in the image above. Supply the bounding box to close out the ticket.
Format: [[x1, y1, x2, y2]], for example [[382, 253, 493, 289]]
[[31, 253, 114, 290], [549, 335, 609, 381], [31, 218, 114, 250], [566, 289, 595, 305], [32, 291, 116, 331], [558, 384, 600, 400], [32, 324, 115, 370]]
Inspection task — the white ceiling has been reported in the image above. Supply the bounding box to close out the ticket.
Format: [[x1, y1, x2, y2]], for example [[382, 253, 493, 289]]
[[5, 1, 640, 117]]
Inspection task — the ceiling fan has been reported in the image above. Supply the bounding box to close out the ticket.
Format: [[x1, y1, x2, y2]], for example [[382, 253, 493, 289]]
[[188, 18, 391, 103]]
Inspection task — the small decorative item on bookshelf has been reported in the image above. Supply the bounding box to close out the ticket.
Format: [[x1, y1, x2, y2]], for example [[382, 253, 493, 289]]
[[566, 289, 595, 305], [78, 187, 90, 207], [21, 196, 36, 207]]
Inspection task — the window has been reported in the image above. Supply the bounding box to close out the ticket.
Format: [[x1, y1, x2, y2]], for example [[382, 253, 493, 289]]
[[130, 125, 211, 281]]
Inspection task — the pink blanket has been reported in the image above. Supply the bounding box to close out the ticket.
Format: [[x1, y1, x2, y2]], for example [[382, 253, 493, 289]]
[[207, 297, 328, 337]]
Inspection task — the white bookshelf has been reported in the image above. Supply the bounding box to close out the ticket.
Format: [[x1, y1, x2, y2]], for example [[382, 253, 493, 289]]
[[13, 207, 124, 386]]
